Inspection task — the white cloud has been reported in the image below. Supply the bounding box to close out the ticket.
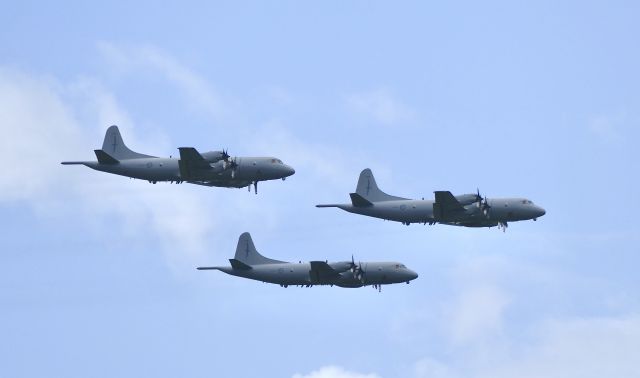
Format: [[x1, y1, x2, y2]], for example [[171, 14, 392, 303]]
[[345, 89, 414, 125], [447, 284, 510, 345], [246, 119, 365, 187], [0, 68, 82, 201], [494, 314, 640, 378], [589, 114, 622, 143], [293, 366, 381, 378], [415, 314, 640, 378], [0, 66, 220, 270], [413, 358, 459, 378]]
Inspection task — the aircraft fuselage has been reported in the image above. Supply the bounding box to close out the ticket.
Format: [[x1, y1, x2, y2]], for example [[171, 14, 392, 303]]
[[214, 261, 418, 287], [80, 156, 295, 188], [329, 198, 545, 226]]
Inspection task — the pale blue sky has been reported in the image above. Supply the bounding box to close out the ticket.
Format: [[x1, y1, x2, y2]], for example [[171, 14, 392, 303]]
[[1, 1, 639, 377]]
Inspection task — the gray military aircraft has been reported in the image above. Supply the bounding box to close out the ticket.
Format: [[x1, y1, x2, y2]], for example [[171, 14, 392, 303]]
[[197, 232, 418, 291], [317, 168, 546, 231], [61, 125, 295, 193]]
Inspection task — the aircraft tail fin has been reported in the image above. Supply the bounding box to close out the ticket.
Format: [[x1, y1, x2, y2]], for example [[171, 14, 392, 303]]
[[233, 232, 285, 266], [94, 149, 119, 164], [355, 168, 408, 202], [101, 125, 154, 160]]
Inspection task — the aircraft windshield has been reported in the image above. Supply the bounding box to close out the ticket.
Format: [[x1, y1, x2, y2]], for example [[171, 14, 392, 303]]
[[271, 159, 283, 164]]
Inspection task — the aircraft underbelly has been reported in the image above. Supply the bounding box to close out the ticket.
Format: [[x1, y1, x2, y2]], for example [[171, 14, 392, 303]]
[[249, 265, 314, 285], [353, 203, 434, 222], [189, 162, 274, 185], [99, 160, 180, 181]]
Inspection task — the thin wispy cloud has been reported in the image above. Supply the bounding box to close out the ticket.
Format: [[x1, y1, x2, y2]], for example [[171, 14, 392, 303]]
[[97, 42, 228, 120], [588, 114, 624, 144], [345, 89, 415, 125], [447, 284, 510, 344], [293, 366, 381, 378]]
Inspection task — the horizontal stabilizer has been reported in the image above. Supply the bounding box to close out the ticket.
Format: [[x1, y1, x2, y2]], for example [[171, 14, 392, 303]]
[[229, 259, 253, 270], [94, 149, 119, 164], [61, 161, 87, 165], [349, 193, 373, 207]]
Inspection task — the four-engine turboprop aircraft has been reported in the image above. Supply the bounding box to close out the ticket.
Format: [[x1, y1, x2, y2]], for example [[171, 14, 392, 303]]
[[317, 168, 546, 231], [61, 125, 295, 193], [197, 232, 418, 291]]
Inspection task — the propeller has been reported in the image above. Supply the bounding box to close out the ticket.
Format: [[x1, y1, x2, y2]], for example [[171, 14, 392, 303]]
[[475, 188, 491, 217], [221, 149, 230, 162], [225, 157, 238, 178], [475, 188, 483, 204], [221, 150, 233, 169], [349, 255, 357, 273], [481, 196, 491, 217], [355, 262, 367, 284], [348, 255, 367, 284]]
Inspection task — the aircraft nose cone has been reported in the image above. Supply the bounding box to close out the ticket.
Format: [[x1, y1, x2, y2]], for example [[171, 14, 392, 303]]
[[537, 206, 546, 217], [285, 165, 295, 177], [408, 270, 419, 280]]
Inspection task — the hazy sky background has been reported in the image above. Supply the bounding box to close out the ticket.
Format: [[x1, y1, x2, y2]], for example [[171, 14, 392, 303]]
[[1, 1, 639, 377]]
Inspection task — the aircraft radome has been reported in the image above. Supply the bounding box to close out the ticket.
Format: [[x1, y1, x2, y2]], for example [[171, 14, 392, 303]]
[[62, 125, 295, 193], [197, 232, 418, 292], [317, 168, 546, 231]]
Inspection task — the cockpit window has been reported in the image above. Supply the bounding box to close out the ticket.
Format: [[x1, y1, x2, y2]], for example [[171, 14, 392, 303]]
[[271, 159, 283, 164], [521, 200, 533, 205]]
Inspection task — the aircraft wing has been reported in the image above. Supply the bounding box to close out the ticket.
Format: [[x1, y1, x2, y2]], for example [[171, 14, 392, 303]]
[[309, 261, 341, 281], [178, 147, 211, 179], [178, 147, 210, 169], [433, 190, 467, 221]]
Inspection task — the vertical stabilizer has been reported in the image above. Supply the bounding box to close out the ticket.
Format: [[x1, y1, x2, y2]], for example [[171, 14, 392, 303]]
[[234, 233, 285, 265], [354, 168, 408, 202], [101, 125, 154, 160]]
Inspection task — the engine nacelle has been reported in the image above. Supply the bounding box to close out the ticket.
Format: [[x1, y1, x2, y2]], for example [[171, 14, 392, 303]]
[[455, 193, 480, 206], [200, 151, 226, 163]]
